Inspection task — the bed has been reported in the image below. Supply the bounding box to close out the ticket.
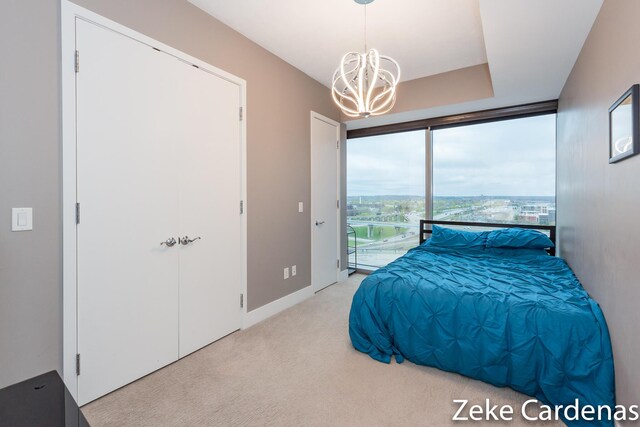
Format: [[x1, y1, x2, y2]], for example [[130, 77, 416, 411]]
[[349, 220, 615, 426]]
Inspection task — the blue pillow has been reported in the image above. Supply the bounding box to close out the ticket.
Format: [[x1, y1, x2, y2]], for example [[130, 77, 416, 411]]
[[486, 228, 554, 249], [427, 225, 489, 249]]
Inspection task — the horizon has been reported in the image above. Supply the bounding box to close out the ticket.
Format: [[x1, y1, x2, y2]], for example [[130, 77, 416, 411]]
[[347, 195, 556, 199]]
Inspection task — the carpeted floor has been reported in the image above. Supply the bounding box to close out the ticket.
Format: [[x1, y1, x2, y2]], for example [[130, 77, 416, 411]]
[[82, 274, 561, 426]]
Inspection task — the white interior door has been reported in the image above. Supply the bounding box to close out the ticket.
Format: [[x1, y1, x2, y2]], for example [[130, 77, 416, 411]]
[[177, 64, 243, 358], [75, 18, 244, 404], [311, 113, 340, 292], [76, 19, 181, 405]]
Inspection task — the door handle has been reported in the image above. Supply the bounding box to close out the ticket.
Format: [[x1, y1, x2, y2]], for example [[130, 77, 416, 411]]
[[160, 237, 177, 247], [179, 236, 201, 245], [315, 221, 325, 226]]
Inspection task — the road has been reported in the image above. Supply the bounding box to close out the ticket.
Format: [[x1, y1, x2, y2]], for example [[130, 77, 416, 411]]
[[347, 220, 419, 229]]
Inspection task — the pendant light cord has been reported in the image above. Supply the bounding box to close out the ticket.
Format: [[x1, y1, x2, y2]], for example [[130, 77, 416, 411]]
[[364, 3, 368, 52]]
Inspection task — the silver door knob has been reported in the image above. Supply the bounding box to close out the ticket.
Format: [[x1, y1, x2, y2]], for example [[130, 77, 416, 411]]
[[179, 236, 201, 245], [315, 221, 325, 226], [160, 237, 177, 247]]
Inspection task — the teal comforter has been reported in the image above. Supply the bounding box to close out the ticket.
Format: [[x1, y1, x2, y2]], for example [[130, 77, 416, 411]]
[[349, 244, 615, 426]]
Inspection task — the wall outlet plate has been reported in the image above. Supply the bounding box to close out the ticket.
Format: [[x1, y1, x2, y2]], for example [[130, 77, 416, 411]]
[[284, 267, 289, 280], [292, 265, 297, 276], [298, 202, 303, 213]]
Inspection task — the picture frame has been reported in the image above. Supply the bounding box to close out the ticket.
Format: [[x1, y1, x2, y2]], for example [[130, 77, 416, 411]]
[[609, 84, 639, 164]]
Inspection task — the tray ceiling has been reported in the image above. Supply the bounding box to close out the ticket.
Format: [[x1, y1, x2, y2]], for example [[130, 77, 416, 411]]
[[189, 0, 603, 127]]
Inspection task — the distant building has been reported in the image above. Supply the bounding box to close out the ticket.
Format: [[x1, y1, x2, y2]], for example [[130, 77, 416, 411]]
[[548, 209, 556, 224], [538, 213, 549, 225], [519, 214, 538, 224]]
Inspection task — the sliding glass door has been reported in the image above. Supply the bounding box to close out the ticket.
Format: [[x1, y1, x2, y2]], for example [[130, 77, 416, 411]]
[[347, 130, 426, 269]]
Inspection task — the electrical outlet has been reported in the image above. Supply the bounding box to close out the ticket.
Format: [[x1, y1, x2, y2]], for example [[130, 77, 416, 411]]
[[284, 267, 289, 280], [292, 265, 297, 276], [298, 202, 304, 213]]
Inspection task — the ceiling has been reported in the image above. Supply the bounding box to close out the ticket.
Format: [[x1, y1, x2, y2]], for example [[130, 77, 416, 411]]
[[188, 0, 488, 85], [189, 0, 603, 127]]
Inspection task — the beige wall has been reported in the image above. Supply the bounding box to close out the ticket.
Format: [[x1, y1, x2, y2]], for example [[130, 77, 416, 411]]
[[557, 0, 640, 409], [0, 0, 340, 388], [394, 64, 493, 115], [341, 63, 494, 123], [0, 0, 62, 389]]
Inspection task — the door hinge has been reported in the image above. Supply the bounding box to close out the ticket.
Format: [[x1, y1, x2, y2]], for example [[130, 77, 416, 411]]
[[75, 203, 80, 224], [75, 50, 80, 73], [240, 200, 244, 214], [337, 200, 340, 209], [337, 259, 340, 269], [240, 293, 244, 308], [76, 354, 81, 376], [337, 140, 339, 149], [239, 107, 243, 121]]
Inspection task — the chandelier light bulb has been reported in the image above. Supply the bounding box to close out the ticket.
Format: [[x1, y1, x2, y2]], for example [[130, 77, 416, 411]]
[[332, 49, 401, 118]]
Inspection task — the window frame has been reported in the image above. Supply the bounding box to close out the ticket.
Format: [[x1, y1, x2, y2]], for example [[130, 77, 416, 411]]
[[346, 100, 557, 140], [346, 100, 558, 246], [345, 99, 558, 274]]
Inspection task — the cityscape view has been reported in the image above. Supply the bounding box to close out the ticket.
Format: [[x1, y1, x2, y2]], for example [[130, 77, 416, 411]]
[[347, 114, 557, 270], [347, 195, 556, 269]]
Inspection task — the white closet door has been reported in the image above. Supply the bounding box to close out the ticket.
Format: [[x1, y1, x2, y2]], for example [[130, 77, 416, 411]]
[[76, 19, 181, 405], [176, 64, 242, 357]]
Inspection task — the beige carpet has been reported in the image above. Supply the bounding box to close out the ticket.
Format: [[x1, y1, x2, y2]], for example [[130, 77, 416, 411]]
[[82, 274, 561, 427]]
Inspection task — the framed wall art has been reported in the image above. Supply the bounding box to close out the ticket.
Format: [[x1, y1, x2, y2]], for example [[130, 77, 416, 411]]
[[609, 84, 639, 164]]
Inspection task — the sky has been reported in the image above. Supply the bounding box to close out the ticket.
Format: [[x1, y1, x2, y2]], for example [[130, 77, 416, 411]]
[[347, 114, 556, 197], [347, 129, 426, 196]]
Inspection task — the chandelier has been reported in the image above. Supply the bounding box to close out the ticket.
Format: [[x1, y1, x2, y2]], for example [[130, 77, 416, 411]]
[[332, 0, 401, 118]]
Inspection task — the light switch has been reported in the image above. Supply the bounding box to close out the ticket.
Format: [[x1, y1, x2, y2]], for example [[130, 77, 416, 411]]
[[12, 208, 33, 231], [298, 202, 304, 213]]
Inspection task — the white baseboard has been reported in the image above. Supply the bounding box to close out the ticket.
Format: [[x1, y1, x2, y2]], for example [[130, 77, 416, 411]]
[[339, 269, 349, 282], [242, 285, 313, 329]]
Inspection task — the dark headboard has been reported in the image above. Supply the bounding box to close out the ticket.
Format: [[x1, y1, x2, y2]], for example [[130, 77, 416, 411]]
[[419, 220, 556, 256]]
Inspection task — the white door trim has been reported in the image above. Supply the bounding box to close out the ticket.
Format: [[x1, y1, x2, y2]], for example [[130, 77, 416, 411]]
[[310, 111, 341, 293], [61, 0, 247, 401]]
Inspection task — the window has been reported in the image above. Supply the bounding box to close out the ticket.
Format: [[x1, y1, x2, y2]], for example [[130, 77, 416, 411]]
[[347, 130, 426, 269], [432, 114, 556, 225], [346, 111, 557, 271]]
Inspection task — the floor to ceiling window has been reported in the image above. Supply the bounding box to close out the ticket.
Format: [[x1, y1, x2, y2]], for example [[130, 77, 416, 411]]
[[347, 111, 557, 271], [347, 130, 426, 269], [432, 114, 556, 225]]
